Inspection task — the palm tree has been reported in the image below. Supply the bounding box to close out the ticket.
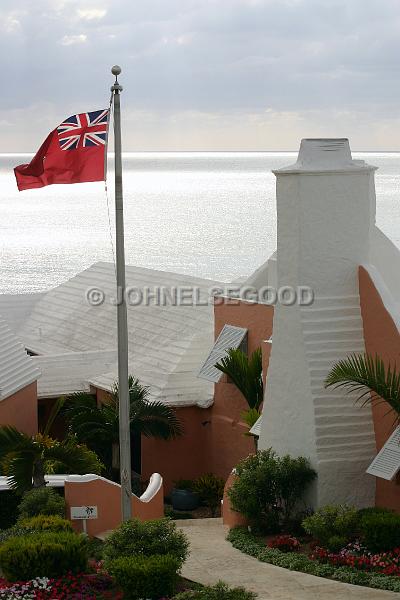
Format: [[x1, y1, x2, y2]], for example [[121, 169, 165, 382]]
[[325, 353, 400, 425], [64, 376, 183, 479], [0, 399, 103, 493], [215, 347, 263, 433]]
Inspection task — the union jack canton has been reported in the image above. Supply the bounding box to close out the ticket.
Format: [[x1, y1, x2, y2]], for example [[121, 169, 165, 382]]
[[57, 109, 109, 151]]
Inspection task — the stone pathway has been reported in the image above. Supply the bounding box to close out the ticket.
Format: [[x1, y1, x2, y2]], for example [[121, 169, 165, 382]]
[[177, 519, 398, 600]]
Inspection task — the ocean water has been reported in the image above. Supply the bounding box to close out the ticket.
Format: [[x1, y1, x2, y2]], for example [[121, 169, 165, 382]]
[[0, 152, 399, 294]]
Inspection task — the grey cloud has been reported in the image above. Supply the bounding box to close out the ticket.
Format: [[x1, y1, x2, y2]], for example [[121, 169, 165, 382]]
[[1, 0, 400, 149]]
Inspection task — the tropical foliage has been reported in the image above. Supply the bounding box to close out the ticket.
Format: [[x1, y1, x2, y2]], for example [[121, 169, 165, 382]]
[[63, 376, 183, 479], [325, 353, 400, 425], [215, 347, 263, 435], [193, 473, 225, 517], [17, 488, 66, 519], [0, 399, 102, 493], [228, 449, 316, 532], [215, 348, 263, 410]]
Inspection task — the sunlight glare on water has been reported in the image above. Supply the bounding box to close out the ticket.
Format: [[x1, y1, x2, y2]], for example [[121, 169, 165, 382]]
[[0, 152, 399, 293]]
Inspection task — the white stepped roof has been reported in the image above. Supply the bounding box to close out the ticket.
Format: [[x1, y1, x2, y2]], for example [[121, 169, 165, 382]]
[[32, 350, 117, 398], [17, 262, 220, 407], [0, 315, 40, 401], [0, 293, 44, 334]]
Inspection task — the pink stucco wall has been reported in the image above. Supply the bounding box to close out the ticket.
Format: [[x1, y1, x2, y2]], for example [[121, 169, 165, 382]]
[[93, 298, 274, 495], [359, 266, 400, 511], [208, 298, 274, 480], [222, 471, 249, 529], [142, 406, 211, 494], [64, 477, 164, 537], [0, 381, 38, 436]]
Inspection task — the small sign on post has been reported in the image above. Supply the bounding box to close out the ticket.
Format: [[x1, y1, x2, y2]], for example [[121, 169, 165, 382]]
[[71, 506, 98, 534]]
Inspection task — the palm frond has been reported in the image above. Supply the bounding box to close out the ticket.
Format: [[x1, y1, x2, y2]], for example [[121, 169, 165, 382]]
[[45, 438, 103, 475], [129, 399, 183, 439], [325, 353, 400, 423], [63, 392, 118, 444], [0, 426, 33, 456], [5, 452, 36, 493], [215, 347, 263, 410], [112, 376, 150, 403], [42, 396, 66, 436]]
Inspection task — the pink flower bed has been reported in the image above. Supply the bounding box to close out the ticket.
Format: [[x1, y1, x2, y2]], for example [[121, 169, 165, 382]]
[[0, 573, 123, 599]]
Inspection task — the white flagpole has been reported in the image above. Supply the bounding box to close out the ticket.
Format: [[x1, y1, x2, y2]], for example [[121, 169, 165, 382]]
[[111, 65, 132, 521]]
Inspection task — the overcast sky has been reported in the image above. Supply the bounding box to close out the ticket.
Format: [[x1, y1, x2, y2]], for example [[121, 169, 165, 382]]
[[1, 0, 400, 151]]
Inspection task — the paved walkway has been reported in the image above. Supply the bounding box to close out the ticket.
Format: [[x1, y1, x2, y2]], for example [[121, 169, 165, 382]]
[[177, 519, 399, 600]]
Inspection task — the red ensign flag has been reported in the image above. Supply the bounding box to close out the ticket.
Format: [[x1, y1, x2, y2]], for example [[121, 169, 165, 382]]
[[14, 109, 109, 191]]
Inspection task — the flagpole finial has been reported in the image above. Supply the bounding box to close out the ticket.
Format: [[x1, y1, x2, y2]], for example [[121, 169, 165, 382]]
[[111, 65, 123, 92]]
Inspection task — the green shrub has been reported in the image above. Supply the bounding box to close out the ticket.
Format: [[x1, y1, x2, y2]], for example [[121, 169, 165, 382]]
[[108, 554, 179, 600], [87, 536, 105, 560], [17, 515, 73, 532], [357, 506, 393, 519], [360, 511, 400, 552], [228, 449, 316, 532], [0, 526, 31, 544], [0, 490, 19, 530], [103, 518, 189, 567], [325, 534, 348, 553], [0, 516, 72, 544], [194, 474, 225, 517], [302, 505, 359, 549], [0, 532, 87, 581], [17, 487, 66, 519], [174, 581, 257, 600]]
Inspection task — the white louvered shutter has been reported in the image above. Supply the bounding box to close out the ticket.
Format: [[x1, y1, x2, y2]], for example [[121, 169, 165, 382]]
[[197, 325, 248, 383], [367, 426, 400, 480]]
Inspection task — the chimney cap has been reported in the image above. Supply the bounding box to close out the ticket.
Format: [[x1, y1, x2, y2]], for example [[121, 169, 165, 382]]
[[274, 138, 377, 174]]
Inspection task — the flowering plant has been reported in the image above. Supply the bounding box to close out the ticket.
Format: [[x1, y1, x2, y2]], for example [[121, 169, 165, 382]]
[[0, 573, 122, 599], [309, 542, 400, 576], [267, 535, 301, 552]]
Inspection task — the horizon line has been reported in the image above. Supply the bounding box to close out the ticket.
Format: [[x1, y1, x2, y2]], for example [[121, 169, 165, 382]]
[[2, 149, 400, 155]]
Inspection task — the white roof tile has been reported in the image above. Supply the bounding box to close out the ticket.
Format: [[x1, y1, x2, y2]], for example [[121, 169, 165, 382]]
[[0, 315, 40, 401], [33, 350, 117, 398], [0, 293, 44, 335], [17, 262, 220, 407]]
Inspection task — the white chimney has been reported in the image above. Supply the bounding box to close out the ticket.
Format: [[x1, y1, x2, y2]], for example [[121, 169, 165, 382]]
[[258, 139, 377, 508]]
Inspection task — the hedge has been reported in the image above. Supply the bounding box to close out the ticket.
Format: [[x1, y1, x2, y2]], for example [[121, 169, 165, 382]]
[[226, 527, 400, 593], [0, 532, 88, 581], [108, 554, 179, 599]]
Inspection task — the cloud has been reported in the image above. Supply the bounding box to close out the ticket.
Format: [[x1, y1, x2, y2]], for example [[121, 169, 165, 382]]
[[0, 9, 26, 33], [1, 0, 400, 149], [77, 8, 107, 20], [60, 34, 88, 46]]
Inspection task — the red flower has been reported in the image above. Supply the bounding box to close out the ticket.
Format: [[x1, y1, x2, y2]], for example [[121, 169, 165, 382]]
[[268, 535, 301, 552]]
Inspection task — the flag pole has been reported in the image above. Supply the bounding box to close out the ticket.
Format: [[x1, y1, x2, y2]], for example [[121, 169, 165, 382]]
[[111, 65, 132, 521]]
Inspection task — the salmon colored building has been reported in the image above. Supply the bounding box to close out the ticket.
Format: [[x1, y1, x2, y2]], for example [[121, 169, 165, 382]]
[[1, 137, 400, 529], [0, 316, 40, 436]]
